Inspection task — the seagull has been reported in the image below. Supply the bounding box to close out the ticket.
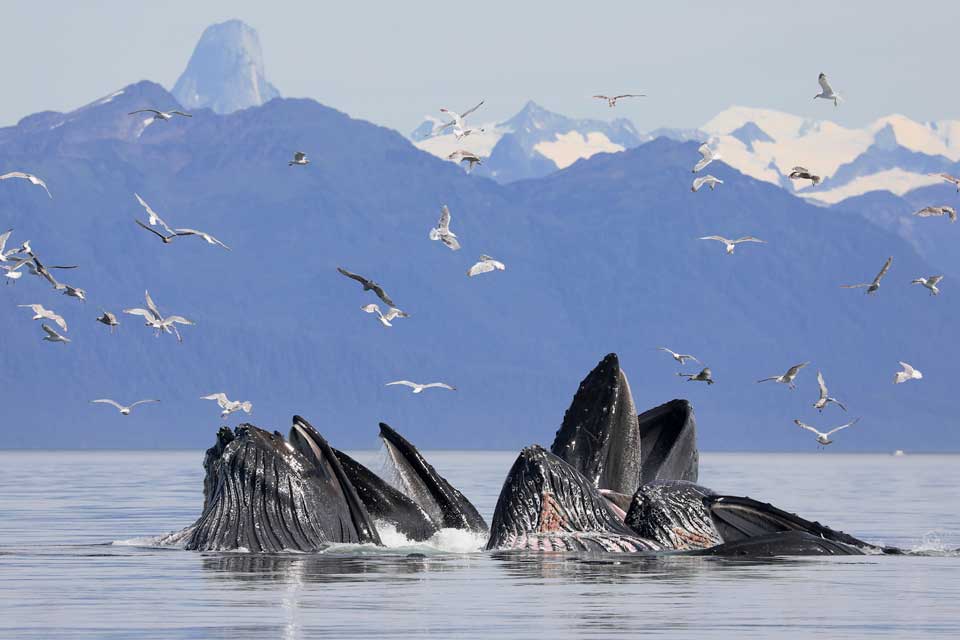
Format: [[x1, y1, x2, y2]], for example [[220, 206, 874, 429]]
[[813, 371, 847, 412], [692, 175, 723, 192], [26, 253, 78, 290], [788, 166, 822, 185], [135, 219, 180, 243], [173, 228, 230, 250], [794, 418, 860, 447], [448, 150, 483, 173], [932, 173, 960, 192], [913, 205, 957, 223], [123, 290, 193, 342], [841, 256, 893, 294], [135, 194, 176, 234], [758, 362, 810, 390], [58, 284, 86, 302], [18, 304, 68, 332], [128, 108, 192, 121], [289, 151, 309, 166], [658, 347, 700, 365], [96, 310, 119, 333], [41, 323, 70, 344], [813, 73, 840, 106], [429, 205, 460, 250], [699, 235, 765, 255], [467, 254, 506, 277], [361, 303, 409, 327], [693, 143, 720, 173], [894, 362, 922, 384], [0, 229, 20, 261], [336, 267, 395, 306], [593, 94, 645, 108], [386, 381, 457, 394], [677, 368, 714, 385], [911, 275, 943, 296], [436, 101, 485, 139], [201, 393, 253, 418], [0, 171, 52, 198], [90, 399, 160, 415]]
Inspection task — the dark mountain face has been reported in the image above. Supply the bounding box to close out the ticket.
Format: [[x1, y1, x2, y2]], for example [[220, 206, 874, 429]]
[[1, 87, 955, 451]]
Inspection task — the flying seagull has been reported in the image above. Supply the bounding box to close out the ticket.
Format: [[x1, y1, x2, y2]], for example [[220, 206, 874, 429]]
[[361, 303, 409, 327], [813, 371, 847, 412], [758, 362, 810, 390], [813, 73, 840, 106], [841, 256, 893, 294], [429, 205, 460, 251], [911, 275, 943, 296], [593, 94, 645, 108], [788, 166, 822, 185], [467, 254, 505, 277], [173, 228, 230, 250], [658, 347, 700, 365], [794, 418, 860, 446], [678, 368, 714, 384], [289, 151, 309, 166], [96, 311, 119, 333], [894, 361, 922, 384], [913, 205, 957, 223], [90, 399, 160, 416], [59, 284, 86, 303], [135, 194, 176, 234], [436, 101, 485, 139], [41, 323, 70, 344], [201, 393, 253, 418], [699, 235, 765, 255], [0, 229, 19, 261], [386, 381, 456, 394], [336, 267, 395, 306], [448, 150, 483, 173], [123, 290, 193, 342], [692, 175, 723, 192], [128, 108, 192, 121], [135, 219, 179, 244], [932, 173, 960, 192], [693, 144, 720, 173], [18, 303, 67, 332], [0, 172, 52, 198]]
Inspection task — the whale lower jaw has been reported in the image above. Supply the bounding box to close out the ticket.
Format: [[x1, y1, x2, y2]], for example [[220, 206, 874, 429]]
[[496, 532, 661, 553]]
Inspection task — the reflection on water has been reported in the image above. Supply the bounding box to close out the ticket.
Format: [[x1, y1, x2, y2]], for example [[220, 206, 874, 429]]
[[1, 451, 959, 639]]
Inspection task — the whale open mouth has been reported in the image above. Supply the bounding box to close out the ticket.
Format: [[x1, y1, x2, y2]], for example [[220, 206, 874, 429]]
[[378, 422, 488, 534]]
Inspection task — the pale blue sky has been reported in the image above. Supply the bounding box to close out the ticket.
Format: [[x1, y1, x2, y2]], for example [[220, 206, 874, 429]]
[[2, 1, 958, 132]]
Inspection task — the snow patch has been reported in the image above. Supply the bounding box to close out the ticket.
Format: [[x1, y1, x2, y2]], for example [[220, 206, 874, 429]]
[[798, 169, 944, 205], [534, 131, 624, 169]]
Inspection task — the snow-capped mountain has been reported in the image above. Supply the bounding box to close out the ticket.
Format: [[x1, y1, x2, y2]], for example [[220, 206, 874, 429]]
[[701, 107, 960, 204], [172, 20, 280, 114], [411, 101, 650, 183]]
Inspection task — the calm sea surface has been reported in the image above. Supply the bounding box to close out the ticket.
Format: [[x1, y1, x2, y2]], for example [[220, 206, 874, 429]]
[[1, 450, 958, 639]]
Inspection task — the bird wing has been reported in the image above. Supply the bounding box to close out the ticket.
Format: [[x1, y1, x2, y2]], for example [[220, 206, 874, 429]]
[[337, 267, 370, 286], [840, 283, 868, 289], [202, 393, 230, 407], [135, 218, 169, 240], [386, 381, 418, 388], [175, 228, 231, 250], [122, 308, 156, 321], [817, 371, 828, 399], [793, 419, 821, 436], [699, 236, 730, 244], [18, 303, 43, 314], [91, 399, 124, 410], [164, 315, 194, 326], [370, 283, 394, 306], [383, 308, 409, 321], [41, 323, 61, 338], [658, 347, 678, 357], [936, 173, 960, 184], [422, 383, 456, 390], [757, 376, 778, 383], [818, 73, 834, 94], [442, 235, 461, 251], [128, 109, 161, 116], [360, 303, 380, 314], [786, 362, 809, 377], [145, 290, 161, 319], [135, 194, 175, 234], [873, 256, 893, 284], [898, 361, 916, 376], [593, 95, 611, 100], [459, 100, 484, 119], [825, 418, 860, 437], [928, 275, 944, 285], [733, 236, 765, 244], [438, 205, 452, 231], [612, 94, 645, 100], [129, 399, 161, 408], [0, 228, 10, 254], [49, 312, 67, 332], [468, 261, 495, 277], [170, 111, 192, 117], [692, 177, 707, 191]]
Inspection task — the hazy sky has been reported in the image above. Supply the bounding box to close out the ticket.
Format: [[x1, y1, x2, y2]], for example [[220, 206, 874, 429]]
[[2, 1, 958, 133]]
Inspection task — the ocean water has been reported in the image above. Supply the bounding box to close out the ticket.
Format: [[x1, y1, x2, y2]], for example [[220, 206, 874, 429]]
[[1, 450, 958, 639]]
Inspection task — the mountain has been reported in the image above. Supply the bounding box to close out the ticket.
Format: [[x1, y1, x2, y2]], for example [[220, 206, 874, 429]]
[[1, 86, 957, 453], [412, 101, 647, 183], [701, 107, 960, 204], [172, 20, 280, 114]]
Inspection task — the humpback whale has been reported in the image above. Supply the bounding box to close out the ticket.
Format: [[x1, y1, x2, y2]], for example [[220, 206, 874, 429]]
[[168, 352, 907, 557]]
